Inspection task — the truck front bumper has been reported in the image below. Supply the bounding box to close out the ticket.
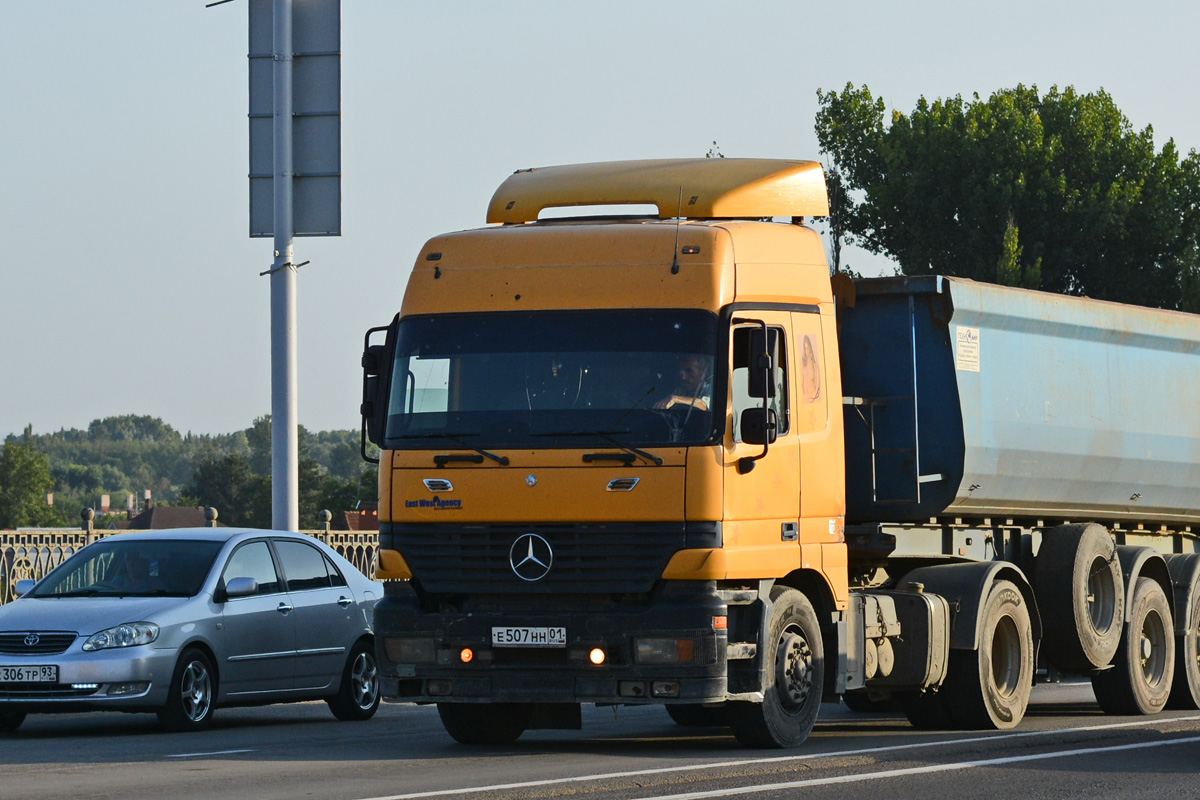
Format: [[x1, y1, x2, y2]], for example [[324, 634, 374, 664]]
[[375, 582, 728, 704]]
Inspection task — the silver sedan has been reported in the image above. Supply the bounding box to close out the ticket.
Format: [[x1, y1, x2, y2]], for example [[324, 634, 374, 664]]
[[0, 528, 382, 732]]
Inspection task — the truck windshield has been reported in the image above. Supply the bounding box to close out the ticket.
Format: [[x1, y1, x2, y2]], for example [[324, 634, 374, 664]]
[[384, 310, 719, 449]]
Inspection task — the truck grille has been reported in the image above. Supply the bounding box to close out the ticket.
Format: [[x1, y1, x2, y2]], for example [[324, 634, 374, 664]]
[[383, 522, 686, 594], [0, 632, 77, 655]]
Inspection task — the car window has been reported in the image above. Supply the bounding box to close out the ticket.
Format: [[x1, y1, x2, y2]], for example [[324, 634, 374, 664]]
[[324, 554, 348, 587], [222, 541, 281, 595], [275, 539, 332, 592]]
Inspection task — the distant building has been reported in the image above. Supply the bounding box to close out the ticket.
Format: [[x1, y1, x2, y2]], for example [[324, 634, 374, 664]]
[[331, 500, 378, 532], [111, 502, 225, 530]]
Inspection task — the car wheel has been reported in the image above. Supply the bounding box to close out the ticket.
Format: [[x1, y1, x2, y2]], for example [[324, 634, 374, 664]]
[[327, 639, 381, 721], [0, 709, 25, 733], [158, 648, 216, 732]]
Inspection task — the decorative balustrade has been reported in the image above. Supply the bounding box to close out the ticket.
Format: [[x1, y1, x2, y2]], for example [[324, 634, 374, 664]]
[[0, 527, 379, 605]]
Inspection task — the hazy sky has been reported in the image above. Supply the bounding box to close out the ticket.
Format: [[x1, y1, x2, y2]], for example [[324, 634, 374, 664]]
[[2, 0, 1196, 438]]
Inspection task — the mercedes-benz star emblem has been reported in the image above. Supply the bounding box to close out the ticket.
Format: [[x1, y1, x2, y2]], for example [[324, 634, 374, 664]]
[[24, 633, 40, 647], [509, 533, 553, 582]]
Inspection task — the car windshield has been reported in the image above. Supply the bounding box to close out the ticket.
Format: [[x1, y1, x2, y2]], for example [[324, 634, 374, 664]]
[[383, 310, 719, 448], [31, 539, 224, 598]]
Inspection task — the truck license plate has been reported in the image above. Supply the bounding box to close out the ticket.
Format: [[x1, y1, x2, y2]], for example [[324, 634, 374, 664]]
[[0, 665, 57, 683], [491, 626, 566, 648]]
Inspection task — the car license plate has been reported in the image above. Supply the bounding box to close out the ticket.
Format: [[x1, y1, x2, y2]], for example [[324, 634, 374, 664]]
[[0, 665, 57, 683], [491, 626, 566, 648]]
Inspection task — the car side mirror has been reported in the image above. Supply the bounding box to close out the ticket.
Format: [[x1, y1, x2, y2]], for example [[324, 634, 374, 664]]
[[14, 579, 35, 598], [224, 576, 259, 599], [740, 407, 777, 446]]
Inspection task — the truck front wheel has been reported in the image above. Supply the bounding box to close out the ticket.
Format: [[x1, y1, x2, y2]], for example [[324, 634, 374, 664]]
[[1092, 577, 1175, 715], [728, 587, 824, 748], [437, 702, 533, 745]]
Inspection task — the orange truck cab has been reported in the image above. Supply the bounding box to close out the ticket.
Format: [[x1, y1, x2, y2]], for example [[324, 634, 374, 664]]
[[362, 159, 854, 746]]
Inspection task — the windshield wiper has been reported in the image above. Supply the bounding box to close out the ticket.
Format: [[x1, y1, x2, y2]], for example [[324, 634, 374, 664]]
[[48, 588, 101, 598], [394, 432, 509, 466], [531, 429, 664, 466]]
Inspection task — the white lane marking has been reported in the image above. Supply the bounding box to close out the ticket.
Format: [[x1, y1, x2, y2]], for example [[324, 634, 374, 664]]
[[637, 734, 1200, 799], [165, 748, 256, 759], [354, 714, 1200, 800]]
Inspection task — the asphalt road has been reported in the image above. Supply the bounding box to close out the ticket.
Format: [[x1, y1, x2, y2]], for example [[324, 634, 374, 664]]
[[2, 682, 1199, 800]]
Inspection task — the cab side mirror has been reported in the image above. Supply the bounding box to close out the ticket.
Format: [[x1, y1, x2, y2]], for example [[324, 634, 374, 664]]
[[361, 322, 396, 462], [14, 579, 35, 598], [740, 407, 778, 446], [746, 327, 779, 399]]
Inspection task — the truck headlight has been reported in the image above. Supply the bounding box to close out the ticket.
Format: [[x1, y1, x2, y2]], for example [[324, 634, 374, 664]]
[[82, 622, 159, 651]]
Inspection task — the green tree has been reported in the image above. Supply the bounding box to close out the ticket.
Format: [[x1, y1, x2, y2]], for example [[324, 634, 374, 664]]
[[185, 453, 270, 528], [0, 441, 64, 528], [814, 83, 1200, 308]]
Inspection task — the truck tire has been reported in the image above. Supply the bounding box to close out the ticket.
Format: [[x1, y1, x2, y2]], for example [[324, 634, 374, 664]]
[[665, 704, 728, 727], [1091, 577, 1175, 715], [942, 580, 1034, 729], [728, 587, 824, 748], [436, 702, 532, 745], [1034, 523, 1123, 672], [1166, 566, 1200, 710]]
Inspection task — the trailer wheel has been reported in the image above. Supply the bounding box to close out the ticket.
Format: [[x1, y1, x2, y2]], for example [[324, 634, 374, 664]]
[[1167, 578, 1200, 710], [728, 587, 824, 748], [665, 704, 728, 727], [1092, 577, 1175, 715], [943, 580, 1034, 729], [436, 702, 533, 745], [1035, 523, 1123, 671]]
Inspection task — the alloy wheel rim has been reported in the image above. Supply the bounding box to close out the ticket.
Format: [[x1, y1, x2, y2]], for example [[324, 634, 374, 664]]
[[351, 652, 379, 709], [181, 661, 212, 721]]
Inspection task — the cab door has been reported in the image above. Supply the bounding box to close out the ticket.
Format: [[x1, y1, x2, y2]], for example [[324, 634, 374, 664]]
[[723, 312, 800, 568]]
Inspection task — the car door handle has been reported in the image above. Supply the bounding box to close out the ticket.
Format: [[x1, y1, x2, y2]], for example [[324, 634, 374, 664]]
[[337, 596, 353, 607], [276, 602, 293, 615]]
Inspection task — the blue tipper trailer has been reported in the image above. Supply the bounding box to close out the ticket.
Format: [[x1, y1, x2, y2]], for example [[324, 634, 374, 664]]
[[839, 275, 1200, 529]]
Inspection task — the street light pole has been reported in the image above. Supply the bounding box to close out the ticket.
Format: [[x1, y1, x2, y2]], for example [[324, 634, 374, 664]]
[[270, 0, 298, 531]]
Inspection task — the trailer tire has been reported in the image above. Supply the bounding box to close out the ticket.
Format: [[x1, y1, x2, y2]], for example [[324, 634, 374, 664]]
[[1092, 577, 1174, 715], [665, 704, 728, 727], [728, 587, 823, 748], [1035, 523, 1123, 672], [436, 702, 532, 745], [1167, 579, 1200, 710], [942, 580, 1034, 730]]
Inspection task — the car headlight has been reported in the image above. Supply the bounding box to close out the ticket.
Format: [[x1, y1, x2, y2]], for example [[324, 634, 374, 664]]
[[82, 622, 159, 652]]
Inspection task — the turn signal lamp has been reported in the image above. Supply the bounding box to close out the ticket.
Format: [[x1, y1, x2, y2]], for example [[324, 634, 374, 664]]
[[459, 648, 475, 664]]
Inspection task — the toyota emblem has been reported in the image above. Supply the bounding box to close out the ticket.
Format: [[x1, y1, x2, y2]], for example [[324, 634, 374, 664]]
[[23, 633, 40, 647], [509, 533, 553, 582]]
